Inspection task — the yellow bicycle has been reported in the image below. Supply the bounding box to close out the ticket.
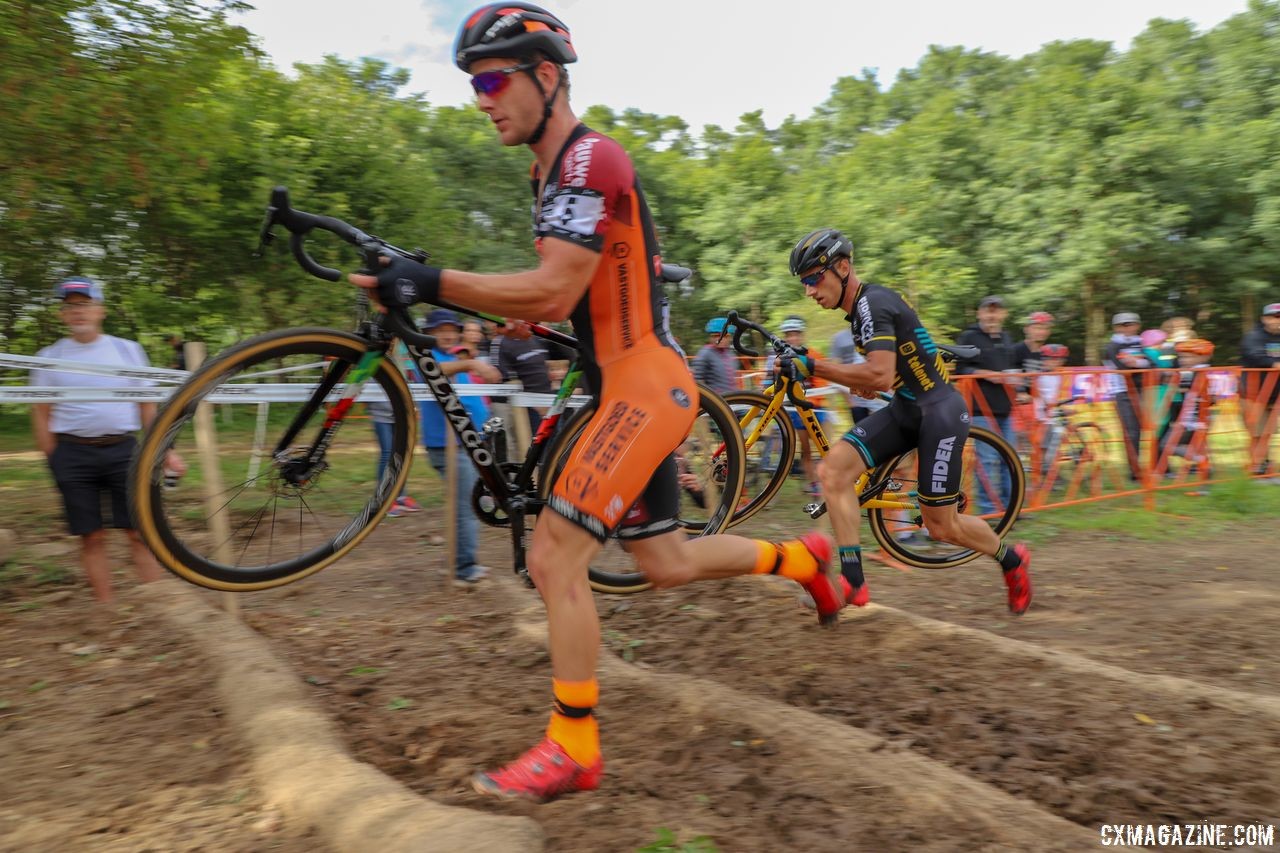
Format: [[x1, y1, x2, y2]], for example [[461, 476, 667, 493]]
[[709, 311, 1026, 569]]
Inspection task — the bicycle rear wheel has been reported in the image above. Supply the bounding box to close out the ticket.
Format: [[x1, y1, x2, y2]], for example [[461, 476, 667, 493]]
[[129, 328, 415, 591], [865, 425, 1024, 569], [540, 385, 747, 594]]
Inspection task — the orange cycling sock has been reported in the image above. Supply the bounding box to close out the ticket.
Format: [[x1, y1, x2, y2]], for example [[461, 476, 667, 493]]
[[751, 539, 819, 583], [545, 678, 600, 767]]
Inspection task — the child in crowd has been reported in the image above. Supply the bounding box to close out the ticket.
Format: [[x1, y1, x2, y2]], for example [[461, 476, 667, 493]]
[[1161, 338, 1216, 482], [1033, 343, 1069, 477]]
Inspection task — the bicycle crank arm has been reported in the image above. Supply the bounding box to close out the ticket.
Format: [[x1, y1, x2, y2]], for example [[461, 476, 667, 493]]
[[510, 509, 536, 589]]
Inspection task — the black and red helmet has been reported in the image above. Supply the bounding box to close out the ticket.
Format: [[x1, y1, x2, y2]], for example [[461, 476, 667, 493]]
[[454, 3, 577, 72], [1040, 343, 1069, 359]]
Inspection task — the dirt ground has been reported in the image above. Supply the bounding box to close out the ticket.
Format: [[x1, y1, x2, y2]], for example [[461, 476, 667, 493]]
[[0, 585, 318, 852], [2, 499, 1279, 851]]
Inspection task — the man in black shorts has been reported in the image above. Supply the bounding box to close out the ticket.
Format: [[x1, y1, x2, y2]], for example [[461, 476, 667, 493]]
[[30, 278, 184, 604], [787, 229, 1033, 614]]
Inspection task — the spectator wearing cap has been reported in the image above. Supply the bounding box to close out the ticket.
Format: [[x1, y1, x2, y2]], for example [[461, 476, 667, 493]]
[[1103, 311, 1150, 481], [765, 315, 830, 496], [1241, 302, 1280, 478], [30, 278, 183, 606], [955, 296, 1018, 513], [420, 308, 502, 585], [1010, 310, 1055, 458], [692, 317, 738, 397], [1012, 311, 1055, 376]]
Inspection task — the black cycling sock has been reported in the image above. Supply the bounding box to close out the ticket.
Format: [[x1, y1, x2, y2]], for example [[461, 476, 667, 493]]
[[838, 545, 865, 589], [995, 542, 1021, 572]]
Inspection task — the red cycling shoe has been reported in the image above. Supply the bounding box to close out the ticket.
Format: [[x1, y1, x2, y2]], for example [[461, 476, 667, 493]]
[[795, 532, 858, 625], [472, 737, 603, 802], [1003, 543, 1033, 615]]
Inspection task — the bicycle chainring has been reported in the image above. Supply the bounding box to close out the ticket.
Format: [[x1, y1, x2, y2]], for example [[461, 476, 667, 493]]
[[472, 462, 523, 528]]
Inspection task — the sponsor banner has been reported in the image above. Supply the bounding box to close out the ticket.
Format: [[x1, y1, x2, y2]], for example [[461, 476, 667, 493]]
[[1068, 369, 1239, 401]]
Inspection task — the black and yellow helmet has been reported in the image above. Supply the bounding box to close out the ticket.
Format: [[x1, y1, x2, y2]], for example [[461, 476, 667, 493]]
[[789, 228, 853, 276]]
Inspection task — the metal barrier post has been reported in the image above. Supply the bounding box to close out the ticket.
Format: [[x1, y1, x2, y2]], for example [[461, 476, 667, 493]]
[[444, 427, 457, 583]]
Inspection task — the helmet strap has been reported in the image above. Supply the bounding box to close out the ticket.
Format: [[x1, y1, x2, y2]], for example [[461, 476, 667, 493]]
[[523, 63, 561, 146], [837, 268, 852, 310]]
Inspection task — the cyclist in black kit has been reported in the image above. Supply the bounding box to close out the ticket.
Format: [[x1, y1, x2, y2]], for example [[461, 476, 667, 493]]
[[788, 229, 1033, 614]]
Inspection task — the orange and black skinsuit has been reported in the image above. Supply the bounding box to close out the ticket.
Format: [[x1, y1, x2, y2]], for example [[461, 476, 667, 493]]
[[535, 123, 695, 540]]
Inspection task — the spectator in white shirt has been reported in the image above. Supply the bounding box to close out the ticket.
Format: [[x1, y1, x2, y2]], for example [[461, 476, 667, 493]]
[[30, 278, 182, 604]]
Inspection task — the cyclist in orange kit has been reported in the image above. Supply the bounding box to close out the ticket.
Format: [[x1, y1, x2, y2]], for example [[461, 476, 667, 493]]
[[351, 3, 856, 801]]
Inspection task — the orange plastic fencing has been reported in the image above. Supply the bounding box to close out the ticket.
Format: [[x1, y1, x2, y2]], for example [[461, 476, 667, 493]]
[[723, 362, 1279, 514], [951, 367, 1278, 509]]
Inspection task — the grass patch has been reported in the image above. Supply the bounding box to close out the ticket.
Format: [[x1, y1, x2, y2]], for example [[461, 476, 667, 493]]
[[346, 665, 384, 677], [1020, 474, 1280, 543], [31, 560, 73, 586], [0, 410, 35, 453], [638, 829, 719, 853]]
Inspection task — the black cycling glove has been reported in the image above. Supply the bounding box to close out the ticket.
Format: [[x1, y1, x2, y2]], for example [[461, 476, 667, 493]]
[[373, 254, 442, 307]]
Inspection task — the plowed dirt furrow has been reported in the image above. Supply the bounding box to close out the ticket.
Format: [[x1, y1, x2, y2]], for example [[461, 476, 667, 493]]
[[599, 577, 1280, 831], [511, 612, 1097, 850]]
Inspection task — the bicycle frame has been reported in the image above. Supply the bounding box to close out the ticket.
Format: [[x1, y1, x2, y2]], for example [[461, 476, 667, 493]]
[[271, 304, 586, 582], [737, 375, 916, 513]]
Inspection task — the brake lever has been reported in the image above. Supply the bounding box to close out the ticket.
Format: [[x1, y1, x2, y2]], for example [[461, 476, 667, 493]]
[[356, 238, 387, 276], [254, 206, 278, 258]]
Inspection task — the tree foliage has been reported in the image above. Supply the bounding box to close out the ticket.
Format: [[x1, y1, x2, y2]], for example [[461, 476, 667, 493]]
[[3, 0, 1280, 366]]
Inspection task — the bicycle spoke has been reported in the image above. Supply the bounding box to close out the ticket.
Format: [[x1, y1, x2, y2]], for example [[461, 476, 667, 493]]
[[136, 332, 414, 586], [200, 474, 270, 527], [234, 501, 273, 568]]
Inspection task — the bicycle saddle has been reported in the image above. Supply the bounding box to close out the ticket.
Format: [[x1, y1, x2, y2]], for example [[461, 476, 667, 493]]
[[660, 263, 693, 284], [938, 343, 980, 361]]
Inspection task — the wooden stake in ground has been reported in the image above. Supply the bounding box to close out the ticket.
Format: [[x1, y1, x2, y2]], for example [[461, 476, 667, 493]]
[[245, 401, 270, 483], [183, 341, 240, 619], [509, 383, 532, 461], [444, 427, 457, 583]]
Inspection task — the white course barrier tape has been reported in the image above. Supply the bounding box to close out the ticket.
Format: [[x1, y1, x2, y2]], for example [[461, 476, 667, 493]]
[[0, 384, 591, 407], [1, 351, 841, 408], [0, 352, 190, 383]]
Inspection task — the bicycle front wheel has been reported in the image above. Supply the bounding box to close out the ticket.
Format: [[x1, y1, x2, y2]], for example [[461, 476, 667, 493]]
[[129, 328, 416, 591], [866, 425, 1024, 569], [719, 390, 796, 528], [540, 385, 747, 594]]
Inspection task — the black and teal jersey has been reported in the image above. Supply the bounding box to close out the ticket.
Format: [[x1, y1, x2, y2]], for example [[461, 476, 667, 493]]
[[846, 283, 954, 403]]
